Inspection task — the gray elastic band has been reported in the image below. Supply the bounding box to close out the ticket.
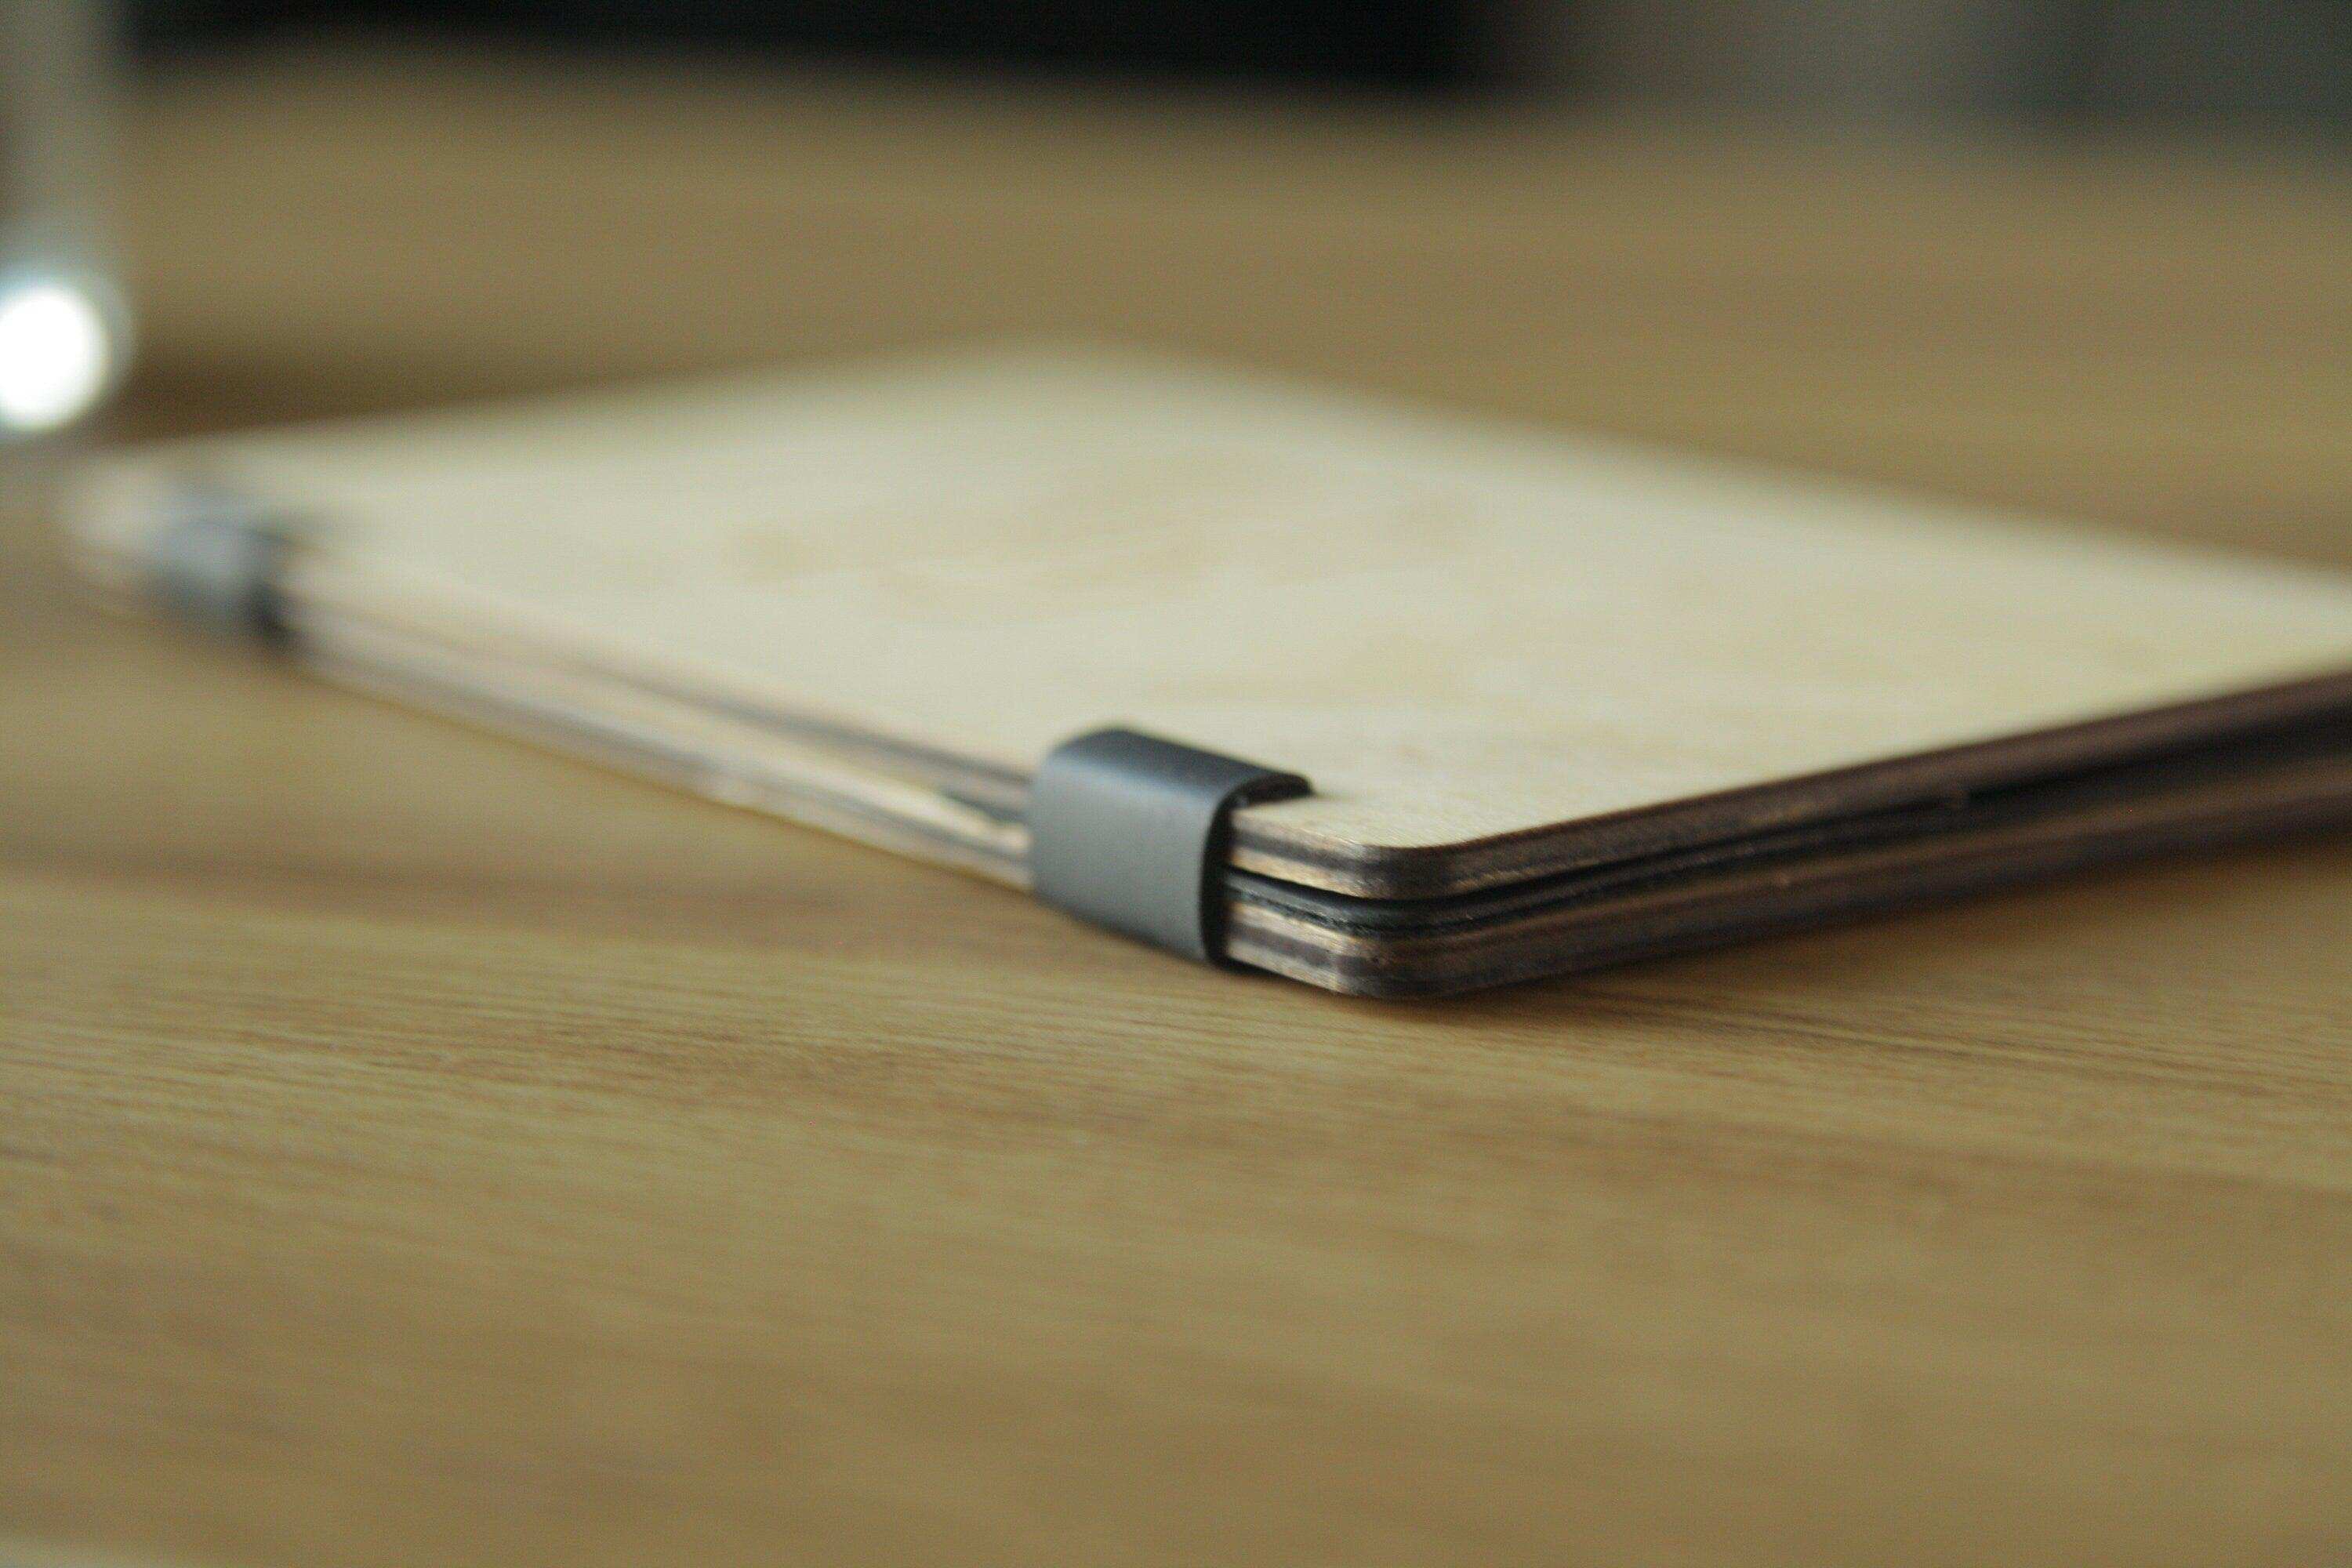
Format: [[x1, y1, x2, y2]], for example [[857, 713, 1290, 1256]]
[[1029, 728, 1310, 964], [152, 485, 293, 642]]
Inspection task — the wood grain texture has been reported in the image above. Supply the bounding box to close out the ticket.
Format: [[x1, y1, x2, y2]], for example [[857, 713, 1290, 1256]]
[[5, 47, 2352, 1568]]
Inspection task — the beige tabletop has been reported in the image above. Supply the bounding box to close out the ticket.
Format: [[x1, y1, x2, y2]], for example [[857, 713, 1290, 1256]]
[[4, 49, 2350, 1568]]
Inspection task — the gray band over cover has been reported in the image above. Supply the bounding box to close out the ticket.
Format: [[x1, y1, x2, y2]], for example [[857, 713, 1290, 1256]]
[[151, 484, 294, 642], [1028, 728, 1311, 964]]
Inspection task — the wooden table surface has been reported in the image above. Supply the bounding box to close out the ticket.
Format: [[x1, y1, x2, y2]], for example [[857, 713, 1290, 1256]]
[[5, 50, 2351, 1568]]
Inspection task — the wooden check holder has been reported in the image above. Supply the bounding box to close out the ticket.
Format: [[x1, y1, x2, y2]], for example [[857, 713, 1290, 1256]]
[[66, 347, 2352, 995]]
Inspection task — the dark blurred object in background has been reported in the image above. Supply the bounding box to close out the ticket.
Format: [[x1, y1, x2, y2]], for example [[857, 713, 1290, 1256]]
[[128, 0, 2352, 125], [128, 0, 1501, 91]]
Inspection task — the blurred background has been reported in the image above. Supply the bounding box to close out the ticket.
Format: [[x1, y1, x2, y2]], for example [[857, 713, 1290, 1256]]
[[124, 0, 2352, 122], [116, 0, 2352, 122], [3, 0, 2349, 528]]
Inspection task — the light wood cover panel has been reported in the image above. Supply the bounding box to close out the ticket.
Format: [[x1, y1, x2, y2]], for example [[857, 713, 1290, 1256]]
[[68, 346, 2352, 897], [5, 49, 2352, 1568]]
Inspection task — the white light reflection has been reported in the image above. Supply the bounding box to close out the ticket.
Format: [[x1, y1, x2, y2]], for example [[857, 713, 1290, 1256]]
[[0, 279, 114, 434]]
